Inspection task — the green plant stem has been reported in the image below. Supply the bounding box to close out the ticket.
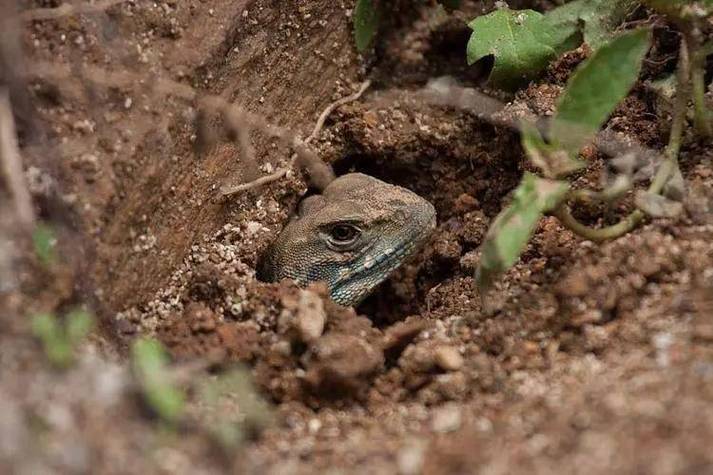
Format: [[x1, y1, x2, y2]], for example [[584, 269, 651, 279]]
[[553, 206, 643, 240], [689, 34, 712, 137], [554, 34, 691, 241], [701, 40, 713, 58]]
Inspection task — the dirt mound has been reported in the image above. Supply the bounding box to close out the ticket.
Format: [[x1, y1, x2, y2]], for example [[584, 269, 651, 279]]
[[3, 1, 713, 474]]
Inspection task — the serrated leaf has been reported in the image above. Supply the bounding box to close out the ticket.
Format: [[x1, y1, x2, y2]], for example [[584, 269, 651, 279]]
[[466, 1, 630, 90], [132, 339, 185, 424], [467, 8, 579, 90], [521, 122, 584, 178], [353, 0, 380, 53], [546, 0, 634, 50], [476, 173, 569, 289], [551, 28, 651, 154]]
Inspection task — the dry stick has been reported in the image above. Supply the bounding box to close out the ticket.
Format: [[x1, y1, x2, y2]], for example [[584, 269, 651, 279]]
[[553, 35, 691, 241], [26, 61, 325, 163], [220, 80, 372, 196], [0, 89, 35, 227], [26, 61, 368, 194], [220, 104, 259, 183], [19, 0, 129, 21]]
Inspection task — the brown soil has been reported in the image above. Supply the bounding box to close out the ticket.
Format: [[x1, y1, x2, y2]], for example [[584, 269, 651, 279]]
[[2, 1, 713, 474]]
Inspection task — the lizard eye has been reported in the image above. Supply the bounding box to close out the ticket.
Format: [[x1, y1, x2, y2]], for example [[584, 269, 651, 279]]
[[327, 223, 361, 247]]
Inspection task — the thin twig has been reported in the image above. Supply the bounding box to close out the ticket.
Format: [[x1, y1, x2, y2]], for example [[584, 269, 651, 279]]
[[220, 80, 371, 196], [25, 61, 320, 152], [0, 89, 35, 227], [307, 80, 372, 144], [25, 60, 347, 195], [218, 103, 263, 185], [19, 0, 128, 21]]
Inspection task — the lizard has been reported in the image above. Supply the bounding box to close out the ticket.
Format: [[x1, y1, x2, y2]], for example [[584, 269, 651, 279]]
[[257, 173, 437, 306]]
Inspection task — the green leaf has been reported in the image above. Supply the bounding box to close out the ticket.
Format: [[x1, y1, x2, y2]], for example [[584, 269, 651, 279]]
[[521, 122, 584, 178], [546, 0, 634, 51], [467, 8, 579, 90], [32, 313, 73, 368], [476, 173, 569, 289], [634, 191, 684, 218], [65, 309, 94, 343], [466, 1, 632, 90], [32, 223, 57, 267], [551, 28, 651, 154], [131, 339, 185, 425], [353, 0, 380, 53], [579, 0, 634, 50], [197, 367, 273, 450]]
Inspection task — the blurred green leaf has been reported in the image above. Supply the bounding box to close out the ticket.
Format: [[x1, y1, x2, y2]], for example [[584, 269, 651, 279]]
[[197, 367, 273, 450], [643, 0, 713, 18], [65, 309, 94, 343], [353, 0, 380, 52], [32, 223, 57, 267], [521, 122, 585, 178], [551, 29, 651, 154], [476, 173, 569, 289], [32, 313, 73, 368], [131, 339, 185, 425], [634, 191, 684, 218]]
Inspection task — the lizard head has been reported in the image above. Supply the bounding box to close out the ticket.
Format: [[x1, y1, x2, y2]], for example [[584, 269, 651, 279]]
[[257, 173, 436, 306]]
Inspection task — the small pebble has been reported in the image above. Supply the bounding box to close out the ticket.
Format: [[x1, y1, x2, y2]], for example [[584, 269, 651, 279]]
[[431, 403, 462, 433], [434, 346, 463, 371]]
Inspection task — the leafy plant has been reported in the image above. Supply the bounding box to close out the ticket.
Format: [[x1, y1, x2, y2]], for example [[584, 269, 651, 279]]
[[475, 28, 655, 289], [466, 0, 633, 90], [131, 338, 185, 425], [476, 0, 713, 289], [32, 309, 94, 369], [353, 0, 380, 52], [550, 28, 651, 154], [476, 173, 568, 289]]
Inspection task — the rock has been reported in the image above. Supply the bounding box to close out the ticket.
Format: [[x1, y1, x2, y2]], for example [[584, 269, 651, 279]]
[[296, 290, 326, 343], [434, 346, 463, 371], [397, 439, 426, 475], [304, 334, 384, 396], [185, 302, 217, 333], [431, 403, 462, 433], [382, 318, 429, 360], [278, 288, 327, 344]]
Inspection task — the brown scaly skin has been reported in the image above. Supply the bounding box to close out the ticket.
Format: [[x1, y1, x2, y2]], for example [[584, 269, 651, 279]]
[[258, 173, 437, 306]]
